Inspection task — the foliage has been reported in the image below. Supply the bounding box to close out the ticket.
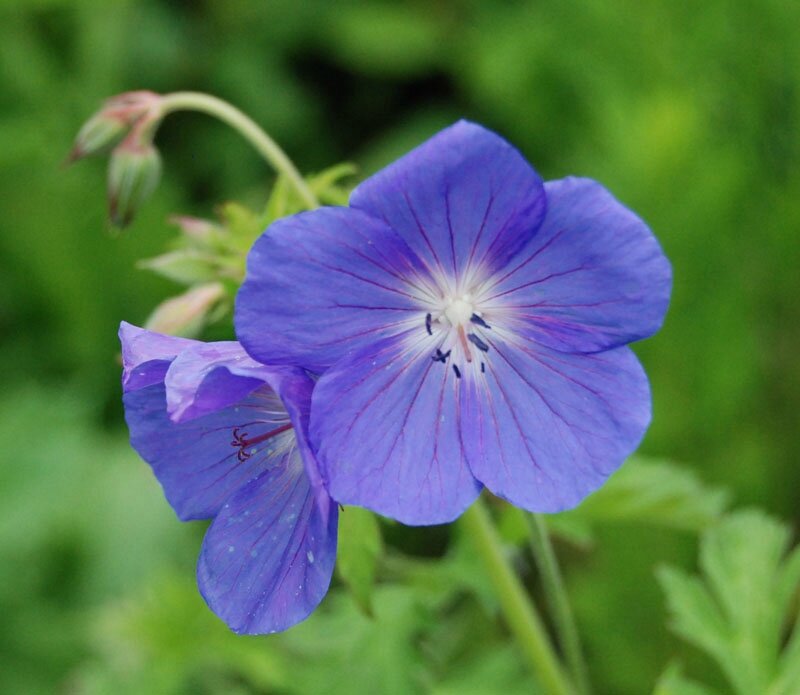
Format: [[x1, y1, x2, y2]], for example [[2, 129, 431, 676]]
[[336, 506, 383, 616], [658, 511, 800, 694], [550, 458, 730, 546], [138, 163, 356, 335]]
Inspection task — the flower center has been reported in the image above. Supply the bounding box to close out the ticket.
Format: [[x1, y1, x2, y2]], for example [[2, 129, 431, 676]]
[[443, 294, 475, 327], [421, 291, 493, 380]]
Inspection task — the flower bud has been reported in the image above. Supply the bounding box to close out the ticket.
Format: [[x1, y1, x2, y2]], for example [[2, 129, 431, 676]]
[[67, 91, 161, 163], [144, 283, 227, 337], [107, 141, 162, 228], [168, 215, 220, 243], [68, 113, 128, 163]]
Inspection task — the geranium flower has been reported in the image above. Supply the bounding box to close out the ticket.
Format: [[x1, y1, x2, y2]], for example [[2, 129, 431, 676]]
[[236, 121, 671, 525], [119, 322, 337, 633]]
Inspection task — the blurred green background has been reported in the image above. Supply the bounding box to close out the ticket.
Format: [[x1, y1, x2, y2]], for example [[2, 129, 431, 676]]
[[1, 0, 798, 693]]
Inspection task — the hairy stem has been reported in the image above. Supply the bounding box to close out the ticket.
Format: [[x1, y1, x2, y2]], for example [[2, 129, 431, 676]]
[[157, 91, 318, 209], [461, 497, 574, 695]]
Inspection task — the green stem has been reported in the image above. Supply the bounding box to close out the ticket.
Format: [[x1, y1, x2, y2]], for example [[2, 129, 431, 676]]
[[461, 498, 574, 695], [156, 91, 319, 210], [527, 514, 591, 695]]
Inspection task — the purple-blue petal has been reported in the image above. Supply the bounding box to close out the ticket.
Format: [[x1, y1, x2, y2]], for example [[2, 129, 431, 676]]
[[310, 335, 482, 525], [163, 340, 299, 423], [119, 321, 194, 391], [350, 120, 547, 280], [483, 177, 672, 353], [460, 342, 651, 512], [120, 325, 325, 524], [236, 207, 430, 372], [123, 384, 291, 521], [197, 454, 337, 634]]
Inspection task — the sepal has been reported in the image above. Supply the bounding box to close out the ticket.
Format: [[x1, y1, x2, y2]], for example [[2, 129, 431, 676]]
[[108, 140, 162, 228]]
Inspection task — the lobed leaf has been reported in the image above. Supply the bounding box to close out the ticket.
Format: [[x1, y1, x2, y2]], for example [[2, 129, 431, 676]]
[[658, 510, 800, 694], [548, 457, 729, 545], [653, 663, 720, 695]]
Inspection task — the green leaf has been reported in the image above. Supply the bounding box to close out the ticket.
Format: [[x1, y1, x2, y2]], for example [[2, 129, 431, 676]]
[[261, 174, 298, 223], [335, 506, 383, 615], [653, 663, 721, 695], [0, 387, 197, 694], [774, 611, 800, 695], [656, 568, 732, 677], [261, 163, 357, 224], [431, 642, 537, 695], [282, 586, 432, 695], [137, 250, 220, 285], [549, 457, 729, 544], [658, 510, 800, 694], [218, 201, 266, 253], [307, 162, 358, 205], [84, 573, 292, 695]]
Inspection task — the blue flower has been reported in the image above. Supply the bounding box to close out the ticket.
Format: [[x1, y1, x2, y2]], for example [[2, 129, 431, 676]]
[[120, 322, 337, 633], [236, 121, 671, 526]]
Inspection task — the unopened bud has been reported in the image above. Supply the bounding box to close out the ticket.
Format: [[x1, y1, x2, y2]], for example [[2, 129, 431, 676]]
[[144, 283, 227, 337], [68, 113, 128, 163], [168, 215, 220, 243], [108, 141, 162, 228], [68, 91, 161, 163]]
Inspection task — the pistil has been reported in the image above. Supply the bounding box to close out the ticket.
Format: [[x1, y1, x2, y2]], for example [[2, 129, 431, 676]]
[[457, 325, 473, 363], [231, 422, 293, 461]]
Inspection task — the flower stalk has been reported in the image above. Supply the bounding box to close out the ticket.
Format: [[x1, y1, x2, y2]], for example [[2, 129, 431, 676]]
[[526, 513, 591, 695], [461, 497, 575, 695], [69, 90, 318, 227], [156, 91, 319, 210]]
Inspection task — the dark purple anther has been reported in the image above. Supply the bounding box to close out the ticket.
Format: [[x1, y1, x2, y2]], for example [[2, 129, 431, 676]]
[[468, 333, 490, 352], [452, 364, 461, 379], [481, 362, 485, 373], [431, 348, 451, 363], [470, 313, 491, 329], [425, 313, 433, 335]]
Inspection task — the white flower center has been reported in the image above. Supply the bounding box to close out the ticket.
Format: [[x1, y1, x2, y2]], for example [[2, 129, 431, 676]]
[[443, 294, 475, 327]]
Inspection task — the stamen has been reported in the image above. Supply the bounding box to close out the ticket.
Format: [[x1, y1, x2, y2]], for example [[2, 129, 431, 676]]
[[468, 333, 490, 352], [471, 313, 491, 329], [457, 325, 473, 363], [481, 362, 486, 373], [453, 364, 461, 379], [425, 313, 432, 335], [431, 348, 451, 363]]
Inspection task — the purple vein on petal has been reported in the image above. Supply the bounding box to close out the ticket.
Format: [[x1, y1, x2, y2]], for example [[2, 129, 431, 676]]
[[444, 182, 458, 278], [484, 265, 590, 302], [316, 261, 422, 302], [464, 187, 498, 273], [480, 227, 569, 295], [401, 188, 447, 277], [333, 232, 439, 304]]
